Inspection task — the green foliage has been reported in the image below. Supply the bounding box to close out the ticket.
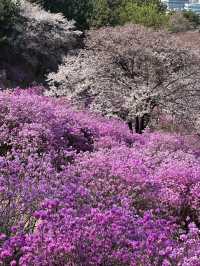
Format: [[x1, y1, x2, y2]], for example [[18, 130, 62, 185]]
[[118, 2, 168, 28], [89, 0, 110, 28], [167, 12, 194, 33], [121, 0, 167, 12], [0, 0, 20, 42], [183, 10, 200, 28], [89, 0, 168, 29], [35, 0, 117, 29], [34, 0, 167, 29], [91, 0, 121, 27]]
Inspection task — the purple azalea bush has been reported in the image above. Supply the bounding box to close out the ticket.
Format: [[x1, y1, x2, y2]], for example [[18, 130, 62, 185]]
[[0, 88, 200, 265]]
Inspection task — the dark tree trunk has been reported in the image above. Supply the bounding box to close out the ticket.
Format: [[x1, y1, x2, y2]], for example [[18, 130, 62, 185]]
[[135, 116, 143, 134], [127, 121, 133, 132], [127, 114, 151, 134], [135, 114, 151, 134]]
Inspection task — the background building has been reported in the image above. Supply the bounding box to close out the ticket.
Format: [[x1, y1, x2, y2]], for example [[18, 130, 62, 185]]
[[185, 2, 200, 13], [162, 0, 200, 13]]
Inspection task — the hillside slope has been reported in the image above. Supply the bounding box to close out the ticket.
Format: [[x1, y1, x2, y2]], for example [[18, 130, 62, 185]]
[[0, 88, 200, 265]]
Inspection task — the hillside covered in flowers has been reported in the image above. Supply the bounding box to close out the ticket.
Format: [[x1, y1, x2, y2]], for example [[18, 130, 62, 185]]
[[0, 88, 200, 265], [1, 0, 200, 265]]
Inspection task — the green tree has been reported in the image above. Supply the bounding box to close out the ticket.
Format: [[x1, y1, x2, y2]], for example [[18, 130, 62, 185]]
[[89, 0, 111, 28], [33, 0, 167, 29], [135, 0, 167, 12], [118, 1, 168, 28], [183, 10, 200, 28], [0, 0, 20, 43], [35, 0, 121, 29]]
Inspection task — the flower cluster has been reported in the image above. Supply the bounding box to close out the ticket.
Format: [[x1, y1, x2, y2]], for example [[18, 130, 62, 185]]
[[0, 88, 200, 265]]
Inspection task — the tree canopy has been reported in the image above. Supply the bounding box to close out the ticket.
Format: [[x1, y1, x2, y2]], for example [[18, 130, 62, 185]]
[[47, 24, 200, 133]]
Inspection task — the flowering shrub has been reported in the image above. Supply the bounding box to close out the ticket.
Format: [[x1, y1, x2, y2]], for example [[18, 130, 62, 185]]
[[0, 88, 200, 265]]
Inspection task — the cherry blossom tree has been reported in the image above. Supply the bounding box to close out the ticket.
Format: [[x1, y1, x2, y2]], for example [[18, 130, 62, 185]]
[[0, 0, 83, 87], [47, 24, 200, 133]]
